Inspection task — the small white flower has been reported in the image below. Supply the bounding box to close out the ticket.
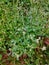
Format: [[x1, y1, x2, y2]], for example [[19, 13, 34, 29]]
[[9, 48, 11, 51], [16, 54, 19, 60], [41, 46, 46, 51], [36, 39, 39, 44], [21, 2, 23, 4], [38, 37, 41, 40]]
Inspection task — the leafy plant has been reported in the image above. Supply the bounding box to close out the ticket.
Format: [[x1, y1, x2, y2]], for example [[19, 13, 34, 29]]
[[0, 0, 49, 65]]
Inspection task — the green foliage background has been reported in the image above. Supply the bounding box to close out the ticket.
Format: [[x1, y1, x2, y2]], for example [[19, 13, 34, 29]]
[[0, 0, 49, 65]]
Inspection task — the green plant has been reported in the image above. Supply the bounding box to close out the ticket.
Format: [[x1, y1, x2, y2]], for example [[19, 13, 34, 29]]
[[0, 0, 49, 65]]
